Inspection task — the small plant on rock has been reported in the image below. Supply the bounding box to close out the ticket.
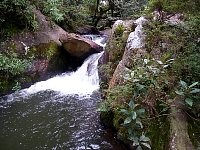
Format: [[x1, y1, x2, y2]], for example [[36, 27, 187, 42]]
[[114, 24, 125, 37], [175, 81, 200, 107]]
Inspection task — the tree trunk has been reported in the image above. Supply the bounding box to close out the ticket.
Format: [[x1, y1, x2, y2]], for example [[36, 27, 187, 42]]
[[108, 0, 114, 17], [169, 97, 194, 150]]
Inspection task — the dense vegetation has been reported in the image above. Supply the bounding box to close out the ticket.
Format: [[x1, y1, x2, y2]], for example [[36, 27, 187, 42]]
[[0, 0, 147, 39], [99, 0, 200, 149], [0, 0, 200, 149]]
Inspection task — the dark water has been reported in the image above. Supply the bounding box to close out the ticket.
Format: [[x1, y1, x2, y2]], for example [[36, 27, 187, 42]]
[[0, 91, 126, 150]]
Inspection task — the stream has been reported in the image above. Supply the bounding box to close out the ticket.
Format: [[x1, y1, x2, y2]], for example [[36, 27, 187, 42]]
[[0, 36, 127, 150]]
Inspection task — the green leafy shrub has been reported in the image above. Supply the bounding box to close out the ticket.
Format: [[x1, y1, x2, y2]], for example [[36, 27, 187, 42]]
[[120, 100, 151, 150], [99, 57, 172, 148], [175, 80, 200, 118], [0, 53, 31, 76], [114, 24, 125, 37], [0, 0, 38, 39], [0, 52, 31, 92], [146, 0, 200, 14], [42, 0, 64, 22]]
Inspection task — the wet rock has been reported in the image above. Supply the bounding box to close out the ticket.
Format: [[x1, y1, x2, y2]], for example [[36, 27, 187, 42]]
[[61, 33, 103, 59]]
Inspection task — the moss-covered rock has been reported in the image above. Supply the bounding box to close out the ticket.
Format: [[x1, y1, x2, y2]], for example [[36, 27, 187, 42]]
[[147, 116, 170, 150], [29, 41, 59, 59]]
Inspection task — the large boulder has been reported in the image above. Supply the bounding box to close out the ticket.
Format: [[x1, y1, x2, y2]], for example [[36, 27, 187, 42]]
[[60, 33, 103, 59], [108, 17, 147, 89], [0, 8, 68, 56]]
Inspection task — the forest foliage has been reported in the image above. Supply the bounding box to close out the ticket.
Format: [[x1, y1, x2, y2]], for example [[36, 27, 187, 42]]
[[0, 0, 147, 39], [99, 0, 200, 149]]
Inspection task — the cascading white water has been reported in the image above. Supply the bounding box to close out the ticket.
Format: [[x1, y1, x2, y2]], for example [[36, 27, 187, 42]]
[[83, 34, 107, 47], [24, 51, 103, 96], [18, 35, 107, 96]]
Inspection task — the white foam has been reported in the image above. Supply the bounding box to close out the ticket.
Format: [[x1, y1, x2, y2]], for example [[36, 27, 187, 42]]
[[24, 52, 103, 96], [83, 34, 107, 48]]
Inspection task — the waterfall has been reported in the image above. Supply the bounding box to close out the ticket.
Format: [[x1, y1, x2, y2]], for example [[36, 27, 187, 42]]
[[1, 35, 107, 104], [24, 51, 103, 96], [82, 34, 107, 48], [18, 35, 107, 96]]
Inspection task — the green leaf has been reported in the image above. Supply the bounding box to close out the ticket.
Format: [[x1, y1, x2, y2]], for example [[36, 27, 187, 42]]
[[137, 108, 145, 115], [185, 98, 193, 107], [180, 80, 187, 88], [141, 142, 151, 149], [175, 90, 184, 96], [120, 109, 129, 115], [133, 79, 140, 82], [140, 135, 150, 142], [129, 134, 138, 142], [136, 145, 142, 150], [171, 106, 177, 113], [189, 82, 198, 88], [131, 111, 137, 120], [136, 120, 143, 129], [156, 60, 163, 65], [124, 117, 132, 124], [128, 128, 133, 136], [129, 100, 135, 108], [161, 107, 168, 112], [137, 83, 145, 91], [164, 79, 169, 85], [133, 138, 139, 146], [190, 88, 200, 94]]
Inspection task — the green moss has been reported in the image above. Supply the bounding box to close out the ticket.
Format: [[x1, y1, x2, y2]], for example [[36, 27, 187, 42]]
[[100, 111, 114, 129], [114, 24, 125, 37], [9, 43, 17, 51], [117, 126, 129, 142], [113, 111, 124, 130], [0, 80, 10, 94], [146, 117, 170, 150], [188, 118, 200, 149], [146, 116, 170, 150], [29, 41, 59, 59]]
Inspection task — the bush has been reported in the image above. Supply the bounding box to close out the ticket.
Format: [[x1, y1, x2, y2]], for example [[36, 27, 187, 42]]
[[0, 0, 38, 39], [0, 52, 31, 92], [114, 24, 125, 37]]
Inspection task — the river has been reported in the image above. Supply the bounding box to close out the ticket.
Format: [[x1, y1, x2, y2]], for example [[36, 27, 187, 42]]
[[0, 36, 127, 150]]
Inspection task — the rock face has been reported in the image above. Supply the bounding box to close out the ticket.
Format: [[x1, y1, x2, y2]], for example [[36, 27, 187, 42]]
[[0, 8, 103, 95], [0, 8, 67, 55], [60, 33, 103, 59], [0, 8, 103, 74], [108, 17, 147, 89]]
